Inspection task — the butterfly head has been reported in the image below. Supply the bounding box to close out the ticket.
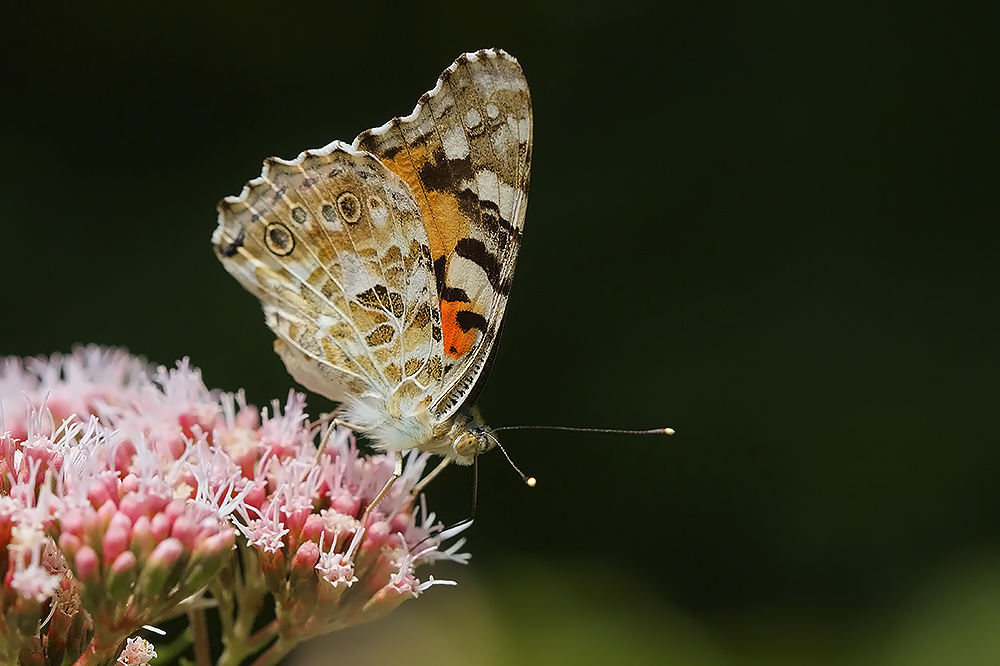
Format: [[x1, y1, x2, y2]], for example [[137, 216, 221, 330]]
[[440, 407, 496, 465]]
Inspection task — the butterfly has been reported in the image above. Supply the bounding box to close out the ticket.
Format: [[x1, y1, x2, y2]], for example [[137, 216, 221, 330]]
[[212, 48, 532, 496]]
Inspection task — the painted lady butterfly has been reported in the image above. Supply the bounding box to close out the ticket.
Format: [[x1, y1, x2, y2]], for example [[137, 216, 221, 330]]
[[212, 49, 531, 493]]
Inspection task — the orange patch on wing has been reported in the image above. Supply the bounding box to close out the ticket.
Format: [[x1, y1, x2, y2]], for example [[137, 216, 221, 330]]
[[380, 150, 472, 262], [440, 299, 478, 359]]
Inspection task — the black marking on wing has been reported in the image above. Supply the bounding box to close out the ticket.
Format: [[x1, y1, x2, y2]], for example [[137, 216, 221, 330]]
[[377, 142, 402, 160], [455, 238, 505, 295], [418, 147, 475, 191], [456, 309, 488, 333], [220, 228, 245, 257], [435, 255, 471, 302], [440, 286, 470, 302], [454, 189, 522, 244], [357, 285, 405, 318], [433, 255, 447, 296]]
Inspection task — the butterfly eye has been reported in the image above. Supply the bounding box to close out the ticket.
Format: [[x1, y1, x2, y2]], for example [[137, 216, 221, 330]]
[[453, 432, 481, 458]]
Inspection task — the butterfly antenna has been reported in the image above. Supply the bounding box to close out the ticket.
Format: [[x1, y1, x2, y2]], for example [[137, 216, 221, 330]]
[[492, 425, 675, 436], [484, 429, 537, 487], [416, 457, 478, 549], [415, 432, 538, 548], [471, 455, 479, 518]]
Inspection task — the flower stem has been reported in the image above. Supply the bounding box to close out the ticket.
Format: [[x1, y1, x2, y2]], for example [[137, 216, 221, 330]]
[[216, 620, 279, 666], [188, 608, 212, 666], [248, 637, 299, 666]]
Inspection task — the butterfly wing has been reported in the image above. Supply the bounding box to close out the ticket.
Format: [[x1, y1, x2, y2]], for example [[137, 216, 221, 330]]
[[354, 48, 533, 422], [212, 142, 445, 407]]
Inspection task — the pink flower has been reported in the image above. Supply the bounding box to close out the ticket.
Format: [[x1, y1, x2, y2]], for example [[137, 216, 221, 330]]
[[1, 347, 469, 664], [116, 636, 156, 665]]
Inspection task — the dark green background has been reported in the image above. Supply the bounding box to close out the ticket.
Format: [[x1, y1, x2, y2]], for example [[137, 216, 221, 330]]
[[3, 1, 998, 660]]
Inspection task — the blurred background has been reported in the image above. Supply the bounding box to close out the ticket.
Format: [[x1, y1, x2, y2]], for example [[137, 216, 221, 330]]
[[3, 1, 999, 663]]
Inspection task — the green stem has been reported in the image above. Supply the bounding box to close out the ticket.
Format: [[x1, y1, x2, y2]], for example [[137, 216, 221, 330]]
[[247, 636, 300, 666], [216, 619, 279, 666]]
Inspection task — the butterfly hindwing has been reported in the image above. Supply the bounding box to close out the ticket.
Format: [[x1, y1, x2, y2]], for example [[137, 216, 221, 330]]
[[213, 142, 444, 405]]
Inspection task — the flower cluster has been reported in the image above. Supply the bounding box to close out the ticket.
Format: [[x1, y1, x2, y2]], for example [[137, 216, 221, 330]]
[[0, 347, 467, 665]]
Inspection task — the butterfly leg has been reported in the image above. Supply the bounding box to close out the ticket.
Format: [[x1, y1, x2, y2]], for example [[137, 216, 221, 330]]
[[311, 416, 369, 465], [346, 450, 404, 561], [346, 451, 403, 560], [332, 418, 371, 433], [312, 417, 339, 464], [312, 417, 375, 465], [409, 457, 452, 498]]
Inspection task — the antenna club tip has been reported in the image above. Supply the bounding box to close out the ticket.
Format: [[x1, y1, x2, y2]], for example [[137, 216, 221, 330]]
[[662, 427, 676, 436], [525, 477, 537, 488]]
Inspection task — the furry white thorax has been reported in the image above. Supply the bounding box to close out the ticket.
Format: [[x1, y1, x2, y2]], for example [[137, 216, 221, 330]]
[[342, 396, 494, 465]]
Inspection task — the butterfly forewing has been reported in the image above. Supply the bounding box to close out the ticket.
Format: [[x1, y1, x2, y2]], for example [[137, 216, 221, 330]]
[[354, 49, 533, 420]]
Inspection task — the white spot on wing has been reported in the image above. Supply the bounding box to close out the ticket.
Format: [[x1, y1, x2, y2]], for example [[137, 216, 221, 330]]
[[475, 169, 518, 215], [474, 169, 501, 208], [432, 94, 455, 119], [339, 251, 377, 297], [492, 123, 513, 159], [442, 123, 470, 160], [403, 113, 437, 144], [369, 198, 388, 227]]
